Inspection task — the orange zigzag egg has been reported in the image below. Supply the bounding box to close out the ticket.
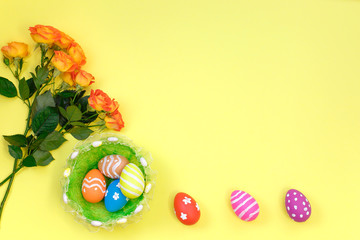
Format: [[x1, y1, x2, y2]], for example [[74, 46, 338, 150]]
[[81, 169, 106, 203]]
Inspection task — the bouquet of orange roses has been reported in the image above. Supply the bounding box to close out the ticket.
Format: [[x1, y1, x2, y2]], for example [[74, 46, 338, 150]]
[[0, 25, 124, 224]]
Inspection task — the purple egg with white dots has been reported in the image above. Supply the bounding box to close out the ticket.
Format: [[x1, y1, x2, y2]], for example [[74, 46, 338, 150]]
[[285, 189, 311, 222]]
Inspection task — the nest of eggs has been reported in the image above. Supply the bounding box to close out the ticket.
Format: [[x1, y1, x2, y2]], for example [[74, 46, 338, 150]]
[[60, 133, 155, 231]]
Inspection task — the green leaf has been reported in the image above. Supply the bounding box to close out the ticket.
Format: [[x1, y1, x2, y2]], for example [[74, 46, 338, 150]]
[[32, 90, 55, 117], [33, 150, 54, 166], [58, 106, 68, 119], [78, 96, 90, 112], [30, 72, 36, 82], [39, 131, 67, 151], [66, 105, 82, 122], [34, 67, 49, 89], [37, 67, 49, 80], [31, 107, 59, 136], [22, 155, 37, 167], [26, 78, 36, 98], [29, 133, 47, 150], [81, 111, 98, 124], [8, 145, 22, 159], [19, 78, 30, 100], [3, 134, 27, 147], [57, 90, 76, 98], [0, 77, 17, 98], [3, 58, 10, 66], [69, 127, 93, 140]]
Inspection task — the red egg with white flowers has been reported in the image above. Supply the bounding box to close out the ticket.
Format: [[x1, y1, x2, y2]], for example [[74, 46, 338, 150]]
[[174, 192, 200, 225]]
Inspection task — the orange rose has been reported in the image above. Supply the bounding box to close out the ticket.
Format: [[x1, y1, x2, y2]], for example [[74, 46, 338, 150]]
[[60, 72, 76, 86], [55, 31, 74, 49], [104, 110, 124, 131], [88, 89, 119, 112], [51, 51, 77, 72], [29, 25, 61, 44], [68, 42, 86, 66], [88, 89, 110, 111], [105, 98, 119, 113], [1, 42, 29, 59], [74, 70, 94, 87]]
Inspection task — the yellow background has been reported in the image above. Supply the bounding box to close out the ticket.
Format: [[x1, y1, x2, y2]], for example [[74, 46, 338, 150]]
[[0, 0, 360, 239]]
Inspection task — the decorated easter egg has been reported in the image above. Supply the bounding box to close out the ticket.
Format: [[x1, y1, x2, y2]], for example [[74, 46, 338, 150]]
[[174, 192, 200, 225], [105, 179, 129, 212], [285, 189, 311, 222], [98, 155, 129, 179], [82, 169, 106, 203], [119, 163, 145, 199], [230, 190, 260, 221]]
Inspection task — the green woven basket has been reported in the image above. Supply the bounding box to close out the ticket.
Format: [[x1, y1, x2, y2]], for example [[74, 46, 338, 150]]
[[60, 133, 155, 231]]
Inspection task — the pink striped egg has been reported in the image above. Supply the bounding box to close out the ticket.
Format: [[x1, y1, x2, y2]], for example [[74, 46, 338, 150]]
[[98, 155, 129, 179], [285, 189, 311, 222], [230, 190, 260, 221]]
